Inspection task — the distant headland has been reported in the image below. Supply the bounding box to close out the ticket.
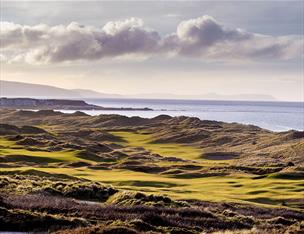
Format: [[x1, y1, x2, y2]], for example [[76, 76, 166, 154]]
[[0, 97, 152, 111]]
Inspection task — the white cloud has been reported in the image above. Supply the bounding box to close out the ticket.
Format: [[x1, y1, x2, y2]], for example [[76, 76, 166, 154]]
[[162, 16, 302, 61], [0, 16, 302, 64]]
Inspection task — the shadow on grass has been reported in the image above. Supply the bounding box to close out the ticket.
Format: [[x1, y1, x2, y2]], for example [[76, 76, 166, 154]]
[[244, 197, 304, 210], [168, 172, 228, 179], [269, 172, 304, 180], [76, 151, 115, 162], [246, 190, 269, 195], [243, 197, 281, 206], [113, 180, 179, 188], [0, 154, 63, 163], [0, 169, 80, 180], [202, 152, 239, 160]]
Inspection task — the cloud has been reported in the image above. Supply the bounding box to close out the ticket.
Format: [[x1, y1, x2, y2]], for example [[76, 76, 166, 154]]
[[1, 18, 160, 64], [177, 16, 251, 46], [162, 16, 302, 60], [0, 16, 302, 64]]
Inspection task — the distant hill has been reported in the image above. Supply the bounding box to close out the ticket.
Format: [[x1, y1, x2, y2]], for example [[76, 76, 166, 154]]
[[0, 80, 276, 101], [130, 92, 277, 101], [73, 89, 122, 99], [0, 80, 121, 99]]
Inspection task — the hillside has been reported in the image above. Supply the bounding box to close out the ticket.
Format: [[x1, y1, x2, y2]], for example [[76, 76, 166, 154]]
[[0, 80, 120, 99], [0, 80, 277, 101], [0, 110, 303, 233]]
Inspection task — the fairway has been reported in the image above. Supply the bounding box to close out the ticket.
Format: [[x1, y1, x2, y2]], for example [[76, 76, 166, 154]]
[[0, 166, 303, 209], [110, 131, 204, 161], [0, 138, 91, 163], [1, 132, 303, 210]]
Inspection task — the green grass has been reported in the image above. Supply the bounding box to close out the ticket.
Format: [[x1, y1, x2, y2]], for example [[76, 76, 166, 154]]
[[110, 131, 235, 166], [1, 166, 302, 209], [99, 131, 304, 208], [1, 133, 303, 210], [110, 131, 203, 161], [0, 138, 89, 163]]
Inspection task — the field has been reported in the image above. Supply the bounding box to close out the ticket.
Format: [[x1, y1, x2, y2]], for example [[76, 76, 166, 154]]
[[0, 132, 303, 208], [0, 110, 303, 233]]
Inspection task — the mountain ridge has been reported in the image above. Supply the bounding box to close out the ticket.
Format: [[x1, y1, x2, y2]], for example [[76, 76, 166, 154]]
[[0, 80, 277, 101]]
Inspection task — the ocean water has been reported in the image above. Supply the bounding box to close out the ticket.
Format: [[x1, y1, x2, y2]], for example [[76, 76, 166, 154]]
[[64, 98, 303, 132]]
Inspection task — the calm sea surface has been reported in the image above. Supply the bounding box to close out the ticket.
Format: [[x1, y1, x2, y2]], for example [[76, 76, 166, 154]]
[[62, 98, 303, 132]]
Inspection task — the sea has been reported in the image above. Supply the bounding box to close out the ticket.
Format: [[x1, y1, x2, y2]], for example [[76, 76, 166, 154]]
[[62, 98, 303, 132]]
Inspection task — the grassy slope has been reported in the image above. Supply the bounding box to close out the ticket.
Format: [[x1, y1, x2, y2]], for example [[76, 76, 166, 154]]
[[0, 138, 88, 163], [1, 131, 303, 209], [109, 131, 204, 161], [2, 166, 302, 205], [109, 131, 237, 167]]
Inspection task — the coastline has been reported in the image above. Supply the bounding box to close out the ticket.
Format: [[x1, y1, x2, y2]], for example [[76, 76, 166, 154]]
[[0, 97, 153, 111], [1, 97, 303, 131]]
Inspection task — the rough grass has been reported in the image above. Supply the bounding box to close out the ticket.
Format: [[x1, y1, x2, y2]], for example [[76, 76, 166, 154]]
[[1, 189, 303, 234], [0, 131, 303, 209], [1, 111, 304, 233], [1, 166, 302, 209]]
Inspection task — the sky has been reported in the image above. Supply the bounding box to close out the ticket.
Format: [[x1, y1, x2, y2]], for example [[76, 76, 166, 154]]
[[1, 0, 303, 101]]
